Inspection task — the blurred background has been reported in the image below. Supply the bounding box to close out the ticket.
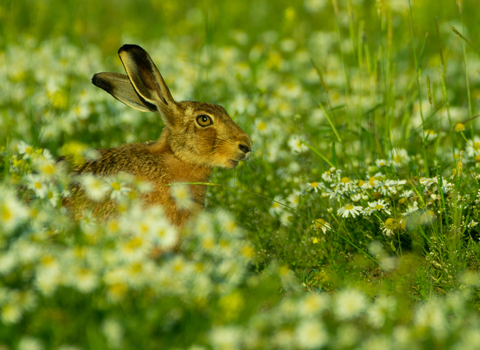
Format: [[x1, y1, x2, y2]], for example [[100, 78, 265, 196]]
[[2, 0, 479, 53], [2, 0, 480, 267]]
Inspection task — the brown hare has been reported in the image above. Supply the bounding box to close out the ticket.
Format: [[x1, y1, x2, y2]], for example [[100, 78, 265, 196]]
[[68, 44, 252, 227]]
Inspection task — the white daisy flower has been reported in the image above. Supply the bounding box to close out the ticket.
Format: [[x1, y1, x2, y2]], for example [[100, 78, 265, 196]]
[[171, 184, 193, 209], [468, 220, 478, 229], [307, 181, 322, 193], [380, 219, 396, 236], [403, 203, 419, 216], [425, 129, 437, 141], [17, 141, 35, 159], [337, 204, 363, 218], [269, 195, 284, 216], [79, 174, 111, 202], [367, 199, 391, 215], [321, 168, 337, 182], [288, 135, 308, 153], [255, 119, 269, 134], [287, 190, 301, 208], [420, 177, 437, 187], [375, 159, 390, 167], [26, 174, 48, 198], [295, 319, 328, 349], [312, 218, 331, 233], [334, 288, 368, 320], [392, 148, 410, 166], [0, 188, 29, 234], [401, 190, 415, 198], [102, 318, 124, 349], [280, 212, 294, 226], [35, 158, 63, 179], [151, 220, 178, 249], [466, 136, 480, 157], [351, 193, 362, 202], [69, 266, 99, 294], [106, 177, 131, 200], [44, 182, 60, 207]]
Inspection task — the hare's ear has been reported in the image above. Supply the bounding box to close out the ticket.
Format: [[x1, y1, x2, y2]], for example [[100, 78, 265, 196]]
[[118, 44, 179, 127], [92, 72, 157, 113]]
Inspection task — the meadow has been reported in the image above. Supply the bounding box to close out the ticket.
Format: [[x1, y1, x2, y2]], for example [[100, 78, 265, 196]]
[[2, 0, 480, 348]]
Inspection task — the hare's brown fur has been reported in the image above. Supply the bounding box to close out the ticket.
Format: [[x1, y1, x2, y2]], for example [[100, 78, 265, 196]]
[[66, 45, 252, 227]]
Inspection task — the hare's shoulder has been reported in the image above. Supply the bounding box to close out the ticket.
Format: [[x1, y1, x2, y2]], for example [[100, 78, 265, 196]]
[[74, 143, 167, 179]]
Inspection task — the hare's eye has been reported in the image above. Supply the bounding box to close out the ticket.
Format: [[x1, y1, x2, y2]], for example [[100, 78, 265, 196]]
[[196, 114, 212, 127]]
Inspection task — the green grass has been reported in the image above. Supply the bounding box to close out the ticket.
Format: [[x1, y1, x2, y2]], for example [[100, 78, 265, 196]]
[[2, 0, 480, 349]]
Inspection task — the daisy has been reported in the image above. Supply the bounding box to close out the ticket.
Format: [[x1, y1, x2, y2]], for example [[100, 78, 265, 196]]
[[17, 141, 35, 159], [454, 123, 465, 132], [327, 188, 343, 200], [367, 200, 391, 215], [294, 319, 328, 349], [120, 235, 151, 261], [44, 182, 60, 207], [269, 195, 284, 215], [403, 203, 419, 216], [307, 181, 322, 193], [255, 120, 269, 134], [392, 148, 410, 167], [375, 159, 389, 167], [1, 302, 23, 325], [362, 206, 375, 217], [102, 318, 124, 349], [217, 210, 241, 236], [69, 266, 99, 294], [79, 174, 111, 202], [337, 204, 363, 218], [334, 289, 367, 320], [367, 176, 379, 187], [288, 135, 308, 153], [401, 190, 415, 198], [106, 177, 131, 200], [381, 218, 397, 236], [287, 190, 301, 208], [170, 184, 193, 209], [468, 220, 478, 229], [335, 177, 355, 191], [312, 218, 331, 233], [425, 129, 437, 141], [280, 212, 294, 226], [0, 188, 29, 234], [351, 194, 362, 202], [321, 168, 337, 182], [420, 177, 437, 187], [35, 159, 62, 179], [26, 174, 48, 198]]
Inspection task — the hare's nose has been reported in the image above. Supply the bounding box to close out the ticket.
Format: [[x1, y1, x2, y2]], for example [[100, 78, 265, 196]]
[[238, 143, 251, 154]]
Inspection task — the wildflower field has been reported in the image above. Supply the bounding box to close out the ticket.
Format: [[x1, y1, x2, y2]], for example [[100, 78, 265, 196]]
[[3, 0, 480, 348]]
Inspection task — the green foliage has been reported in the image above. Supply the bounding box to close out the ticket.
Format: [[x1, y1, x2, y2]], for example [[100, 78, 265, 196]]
[[2, 0, 480, 348]]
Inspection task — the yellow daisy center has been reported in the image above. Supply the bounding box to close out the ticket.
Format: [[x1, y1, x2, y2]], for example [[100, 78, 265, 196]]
[[454, 123, 465, 132], [385, 218, 396, 230], [257, 121, 267, 131], [341, 177, 351, 183], [111, 182, 121, 191]]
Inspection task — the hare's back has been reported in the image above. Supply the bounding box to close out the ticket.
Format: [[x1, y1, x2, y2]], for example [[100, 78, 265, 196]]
[[74, 143, 166, 180]]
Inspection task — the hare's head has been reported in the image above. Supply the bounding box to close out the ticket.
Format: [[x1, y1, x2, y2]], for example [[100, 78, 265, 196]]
[[92, 44, 252, 169]]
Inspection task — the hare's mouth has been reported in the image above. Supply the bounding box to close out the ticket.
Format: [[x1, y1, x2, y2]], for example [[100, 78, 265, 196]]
[[227, 159, 239, 168]]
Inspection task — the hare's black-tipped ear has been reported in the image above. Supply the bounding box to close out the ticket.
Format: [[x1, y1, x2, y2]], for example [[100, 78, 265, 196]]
[[92, 72, 157, 113], [118, 44, 179, 126]]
